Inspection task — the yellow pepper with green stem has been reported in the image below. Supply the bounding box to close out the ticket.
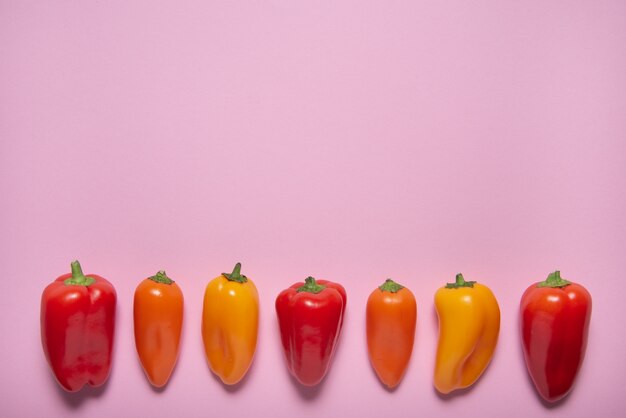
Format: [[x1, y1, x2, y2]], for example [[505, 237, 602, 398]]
[[202, 262, 259, 385], [433, 273, 500, 394]]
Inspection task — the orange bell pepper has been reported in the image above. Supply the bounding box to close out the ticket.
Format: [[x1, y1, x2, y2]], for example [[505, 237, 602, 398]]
[[434, 273, 500, 394], [202, 262, 259, 385], [133, 270, 184, 388], [366, 279, 417, 389]]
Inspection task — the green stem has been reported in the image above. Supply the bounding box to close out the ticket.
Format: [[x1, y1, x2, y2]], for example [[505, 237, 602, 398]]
[[445, 273, 476, 289], [297, 276, 326, 294], [64, 260, 96, 286], [537, 270, 571, 288], [379, 278, 404, 293], [222, 262, 248, 283], [149, 270, 174, 284]]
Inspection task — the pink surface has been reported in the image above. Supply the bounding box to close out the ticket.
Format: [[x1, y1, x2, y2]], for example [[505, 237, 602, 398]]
[[1, 1, 625, 417]]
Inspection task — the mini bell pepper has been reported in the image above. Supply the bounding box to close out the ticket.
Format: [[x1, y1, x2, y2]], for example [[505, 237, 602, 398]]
[[134, 270, 184, 388], [202, 262, 259, 385], [40, 260, 117, 392], [366, 279, 417, 389], [434, 273, 500, 394], [275, 276, 347, 386], [520, 271, 592, 403]]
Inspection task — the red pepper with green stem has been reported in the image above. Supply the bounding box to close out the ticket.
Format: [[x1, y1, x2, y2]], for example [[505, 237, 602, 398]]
[[41, 260, 117, 392], [275, 277, 347, 386], [520, 271, 592, 403]]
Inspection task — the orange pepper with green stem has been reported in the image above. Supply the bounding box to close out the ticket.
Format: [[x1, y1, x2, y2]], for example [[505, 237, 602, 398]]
[[366, 278, 417, 389], [134, 270, 184, 388], [434, 273, 500, 394], [202, 262, 259, 385]]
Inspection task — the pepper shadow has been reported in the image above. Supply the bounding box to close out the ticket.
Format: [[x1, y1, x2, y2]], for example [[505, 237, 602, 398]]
[[133, 359, 169, 394], [276, 340, 326, 400], [368, 362, 393, 393], [276, 333, 325, 400], [207, 352, 258, 394], [42, 343, 111, 408], [150, 383, 167, 394], [433, 382, 478, 400], [50, 372, 110, 409], [289, 372, 325, 400], [376, 372, 401, 393]]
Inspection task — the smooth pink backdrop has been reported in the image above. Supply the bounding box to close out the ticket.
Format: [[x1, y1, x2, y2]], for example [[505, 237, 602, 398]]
[[1, 1, 625, 417]]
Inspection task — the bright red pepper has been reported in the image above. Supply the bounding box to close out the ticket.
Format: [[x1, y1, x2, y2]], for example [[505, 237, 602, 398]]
[[520, 271, 592, 403], [275, 276, 347, 386], [40, 261, 117, 392]]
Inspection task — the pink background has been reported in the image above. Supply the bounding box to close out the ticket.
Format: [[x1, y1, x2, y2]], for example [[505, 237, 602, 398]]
[[1, 1, 625, 417]]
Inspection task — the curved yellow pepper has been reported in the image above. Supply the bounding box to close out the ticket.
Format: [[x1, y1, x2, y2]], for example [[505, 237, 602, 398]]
[[202, 263, 259, 385], [434, 273, 500, 394]]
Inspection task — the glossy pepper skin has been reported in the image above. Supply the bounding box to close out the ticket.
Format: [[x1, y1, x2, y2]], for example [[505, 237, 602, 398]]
[[40, 261, 117, 392], [134, 271, 184, 388], [366, 279, 417, 389], [520, 271, 592, 403], [275, 276, 347, 386], [434, 273, 500, 394], [202, 263, 259, 385]]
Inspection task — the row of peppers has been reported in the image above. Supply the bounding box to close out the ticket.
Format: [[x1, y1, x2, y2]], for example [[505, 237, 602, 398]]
[[41, 261, 591, 403]]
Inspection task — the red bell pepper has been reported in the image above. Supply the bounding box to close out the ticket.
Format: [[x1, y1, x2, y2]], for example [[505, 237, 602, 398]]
[[40, 261, 117, 392], [520, 271, 592, 402], [275, 276, 347, 386]]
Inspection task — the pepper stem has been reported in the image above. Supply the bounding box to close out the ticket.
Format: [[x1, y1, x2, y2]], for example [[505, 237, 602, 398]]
[[379, 278, 404, 293], [222, 262, 248, 283], [64, 260, 96, 286], [296, 276, 326, 294], [149, 270, 174, 284], [445, 273, 476, 289], [537, 270, 571, 288]]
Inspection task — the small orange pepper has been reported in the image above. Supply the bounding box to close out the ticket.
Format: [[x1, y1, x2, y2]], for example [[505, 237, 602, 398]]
[[366, 278, 417, 389], [133, 270, 184, 388]]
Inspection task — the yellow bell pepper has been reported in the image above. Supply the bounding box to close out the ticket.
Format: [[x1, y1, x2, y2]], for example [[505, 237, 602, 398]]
[[202, 263, 259, 385], [434, 273, 500, 394]]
